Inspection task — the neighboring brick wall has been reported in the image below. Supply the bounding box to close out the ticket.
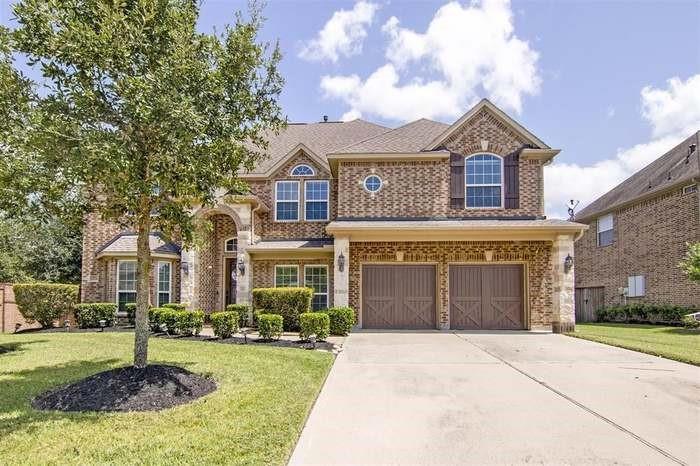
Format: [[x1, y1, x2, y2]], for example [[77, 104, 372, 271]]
[[249, 152, 334, 240], [337, 110, 543, 219], [348, 241, 553, 328], [1, 283, 41, 332], [575, 185, 700, 308], [251, 257, 334, 308], [80, 213, 122, 302]]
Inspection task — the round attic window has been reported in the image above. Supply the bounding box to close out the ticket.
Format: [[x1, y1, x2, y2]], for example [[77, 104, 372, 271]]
[[363, 175, 382, 193]]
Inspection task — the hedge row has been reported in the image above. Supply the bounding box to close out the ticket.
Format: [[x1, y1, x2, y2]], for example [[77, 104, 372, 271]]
[[13, 283, 79, 328], [252, 287, 313, 331], [74, 303, 116, 328], [596, 304, 696, 325], [149, 308, 204, 335]]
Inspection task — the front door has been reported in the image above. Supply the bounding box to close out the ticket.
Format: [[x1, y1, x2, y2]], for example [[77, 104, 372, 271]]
[[225, 258, 237, 306]]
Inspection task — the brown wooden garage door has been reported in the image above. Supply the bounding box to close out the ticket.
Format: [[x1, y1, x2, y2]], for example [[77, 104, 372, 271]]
[[449, 265, 524, 330], [362, 265, 436, 329]]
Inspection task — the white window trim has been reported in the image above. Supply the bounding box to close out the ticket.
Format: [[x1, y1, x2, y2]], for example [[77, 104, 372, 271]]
[[304, 180, 330, 222], [157, 261, 172, 307], [304, 264, 328, 309], [682, 184, 697, 195], [224, 236, 238, 253], [627, 275, 645, 297], [116, 259, 137, 306], [464, 153, 505, 209], [290, 164, 315, 176], [274, 180, 300, 222], [274, 264, 299, 287], [363, 174, 383, 193], [597, 213, 614, 246]]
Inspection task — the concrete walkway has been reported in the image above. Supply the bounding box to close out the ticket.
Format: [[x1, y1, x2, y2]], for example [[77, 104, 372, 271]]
[[289, 331, 700, 466]]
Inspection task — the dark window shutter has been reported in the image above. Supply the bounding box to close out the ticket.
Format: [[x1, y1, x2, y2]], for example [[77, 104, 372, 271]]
[[450, 152, 465, 209], [503, 151, 520, 209]]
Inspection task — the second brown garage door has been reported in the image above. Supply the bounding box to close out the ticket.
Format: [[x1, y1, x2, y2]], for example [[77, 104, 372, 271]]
[[449, 265, 524, 330], [362, 265, 436, 329]]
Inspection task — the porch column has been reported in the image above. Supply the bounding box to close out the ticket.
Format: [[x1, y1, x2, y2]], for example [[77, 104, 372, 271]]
[[180, 248, 199, 309], [552, 234, 575, 333], [333, 236, 350, 307], [235, 230, 252, 305]]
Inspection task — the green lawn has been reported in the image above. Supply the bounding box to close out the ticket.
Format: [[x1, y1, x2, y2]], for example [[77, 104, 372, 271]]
[[567, 323, 700, 365], [0, 332, 333, 465]]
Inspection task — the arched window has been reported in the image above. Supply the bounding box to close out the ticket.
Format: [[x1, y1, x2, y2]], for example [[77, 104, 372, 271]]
[[465, 154, 503, 208], [291, 164, 315, 176], [224, 237, 237, 253]]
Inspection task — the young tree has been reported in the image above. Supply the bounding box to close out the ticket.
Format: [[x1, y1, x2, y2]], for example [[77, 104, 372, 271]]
[[680, 242, 700, 282], [5, 0, 284, 367]]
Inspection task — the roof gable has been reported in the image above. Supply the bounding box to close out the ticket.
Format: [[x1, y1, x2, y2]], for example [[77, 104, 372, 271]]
[[424, 99, 549, 151], [334, 119, 450, 154]]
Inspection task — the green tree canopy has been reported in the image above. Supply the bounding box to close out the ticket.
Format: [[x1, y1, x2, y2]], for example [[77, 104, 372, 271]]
[[680, 242, 700, 282], [4, 0, 285, 367]]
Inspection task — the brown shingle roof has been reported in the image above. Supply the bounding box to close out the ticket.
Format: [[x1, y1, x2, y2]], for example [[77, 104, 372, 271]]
[[246, 119, 389, 174], [576, 131, 700, 221], [334, 118, 450, 154]]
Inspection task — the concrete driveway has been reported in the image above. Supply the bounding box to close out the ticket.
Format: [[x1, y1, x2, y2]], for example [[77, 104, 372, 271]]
[[289, 331, 700, 466]]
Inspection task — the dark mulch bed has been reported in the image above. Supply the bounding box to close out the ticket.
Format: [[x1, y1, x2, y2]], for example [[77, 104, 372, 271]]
[[165, 333, 336, 351], [32, 364, 216, 412]]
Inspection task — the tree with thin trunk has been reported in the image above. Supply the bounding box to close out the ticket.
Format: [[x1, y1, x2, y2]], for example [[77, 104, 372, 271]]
[[680, 242, 700, 283], [3, 0, 284, 368]]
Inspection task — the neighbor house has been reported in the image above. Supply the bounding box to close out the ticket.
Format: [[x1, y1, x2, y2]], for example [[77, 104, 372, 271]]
[[80, 99, 587, 332], [574, 131, 700, 320]]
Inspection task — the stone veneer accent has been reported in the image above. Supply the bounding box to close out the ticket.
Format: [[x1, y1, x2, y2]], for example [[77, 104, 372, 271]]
[[252, 257, 334, 308], [348, 241, 553, 329], [575, 185, 700, 308]]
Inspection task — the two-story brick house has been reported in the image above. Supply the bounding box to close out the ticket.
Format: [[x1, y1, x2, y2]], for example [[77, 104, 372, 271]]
[[81, 99, 587, 332], [574, 131, 700, 318]]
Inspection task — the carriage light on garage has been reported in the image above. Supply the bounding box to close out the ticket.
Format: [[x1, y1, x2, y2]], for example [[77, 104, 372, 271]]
[[237, 257, 246, 275], [564, 254, 574, 273], [337, 252, 345, 272]]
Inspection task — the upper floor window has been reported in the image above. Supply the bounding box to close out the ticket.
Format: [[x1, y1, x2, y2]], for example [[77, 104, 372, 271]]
[[363, 175, 382, 193], [597, 213, 613, 246], [305, 180, 329, 221], [465, 154, 503, 208], [224, 237, 237, 253], [291, 164, 315, 176], [275, 180, 299, 221]]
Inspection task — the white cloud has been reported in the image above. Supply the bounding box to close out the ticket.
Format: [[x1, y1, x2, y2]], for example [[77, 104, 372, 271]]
[[545, 74, 700, 219], [320, 0, 541, 121], [606, 106, 615, 119], [299, 1, 379, 63]]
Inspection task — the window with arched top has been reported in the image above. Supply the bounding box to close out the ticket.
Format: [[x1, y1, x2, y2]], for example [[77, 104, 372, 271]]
[[290, 164, 315, 176], [465, 154, 503, 208], [224, 237, 237, 253]]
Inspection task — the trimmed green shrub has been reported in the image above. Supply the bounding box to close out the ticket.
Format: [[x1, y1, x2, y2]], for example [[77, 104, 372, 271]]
[[123, 303, 136, 325], [159, 308, 180, 334], [596, 304, 696, 325], [252, 287, 313, 331], [162, 303, 187, 311], [226, 304, 250, 328], [322, 307, 356, 336], [148, 307, 166, 332], [257, 313, 283, 340], [74, 303, 117, 328], [681, 315, 700, 329], [13, 283, 79, 328], [175, 310, 204, 336], [299, 312, 330, 341], [211, 311, 239, 339]]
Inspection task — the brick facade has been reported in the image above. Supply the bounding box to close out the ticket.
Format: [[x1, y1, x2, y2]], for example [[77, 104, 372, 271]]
[[198, 214, 237, 312], [252, 257, 334, 308], [348, 241, 553, 328], [575, 185, 700, 308]]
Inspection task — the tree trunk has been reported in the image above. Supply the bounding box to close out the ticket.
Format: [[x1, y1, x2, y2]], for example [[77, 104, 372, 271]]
[[134, 212, 152, 369]]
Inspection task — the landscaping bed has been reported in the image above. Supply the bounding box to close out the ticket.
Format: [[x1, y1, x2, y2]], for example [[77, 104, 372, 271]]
[[0, 332, 333, 465], [567, 323, 700, 366]]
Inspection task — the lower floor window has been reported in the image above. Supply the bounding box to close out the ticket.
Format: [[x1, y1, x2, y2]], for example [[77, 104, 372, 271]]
[[275, 265, 299, 287], [117, 260, 137, 312], [304, 265, 328, 311], [157, 261, 172, 307]]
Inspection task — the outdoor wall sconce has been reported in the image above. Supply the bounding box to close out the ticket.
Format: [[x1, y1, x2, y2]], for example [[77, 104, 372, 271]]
[[337, 252, 346, 272], [237, 257, 246, 275], [181, 261, 189, 275], [564, 254, 574, 273]]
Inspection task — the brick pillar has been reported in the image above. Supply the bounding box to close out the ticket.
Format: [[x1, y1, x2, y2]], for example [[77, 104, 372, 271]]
[[333, 236, 350, 307], [180, 248, 199, 309], [552, 234, 575, 333]]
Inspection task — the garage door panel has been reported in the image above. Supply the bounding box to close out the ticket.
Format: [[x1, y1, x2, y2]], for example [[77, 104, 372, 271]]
[[362, 265, 436, 329]]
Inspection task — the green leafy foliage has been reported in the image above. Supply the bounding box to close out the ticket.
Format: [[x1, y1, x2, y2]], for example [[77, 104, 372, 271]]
[[124, 303, 137, 324], [159, 309, 180, 335], [148, 307, 166, 332], [680, 242, 700, 282], [321, 307, 356, 336], [175, 310, 204, 336], [74, 303, 117, 328], [257, 314, 283, 341], [681, 315, 700, 329], [299, 312, 330, 341], [252, 287, 313, 331], [226, 303, 250, 328], [13, 283, 78, 327], [596, 304, 696, 325], [162, 303, 187, 311], [211, 311, 239, 339]]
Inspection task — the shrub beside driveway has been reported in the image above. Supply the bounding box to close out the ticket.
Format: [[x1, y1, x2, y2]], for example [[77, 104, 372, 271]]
[[0, 333, 333, 465], [567, 323, 700, 365]]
